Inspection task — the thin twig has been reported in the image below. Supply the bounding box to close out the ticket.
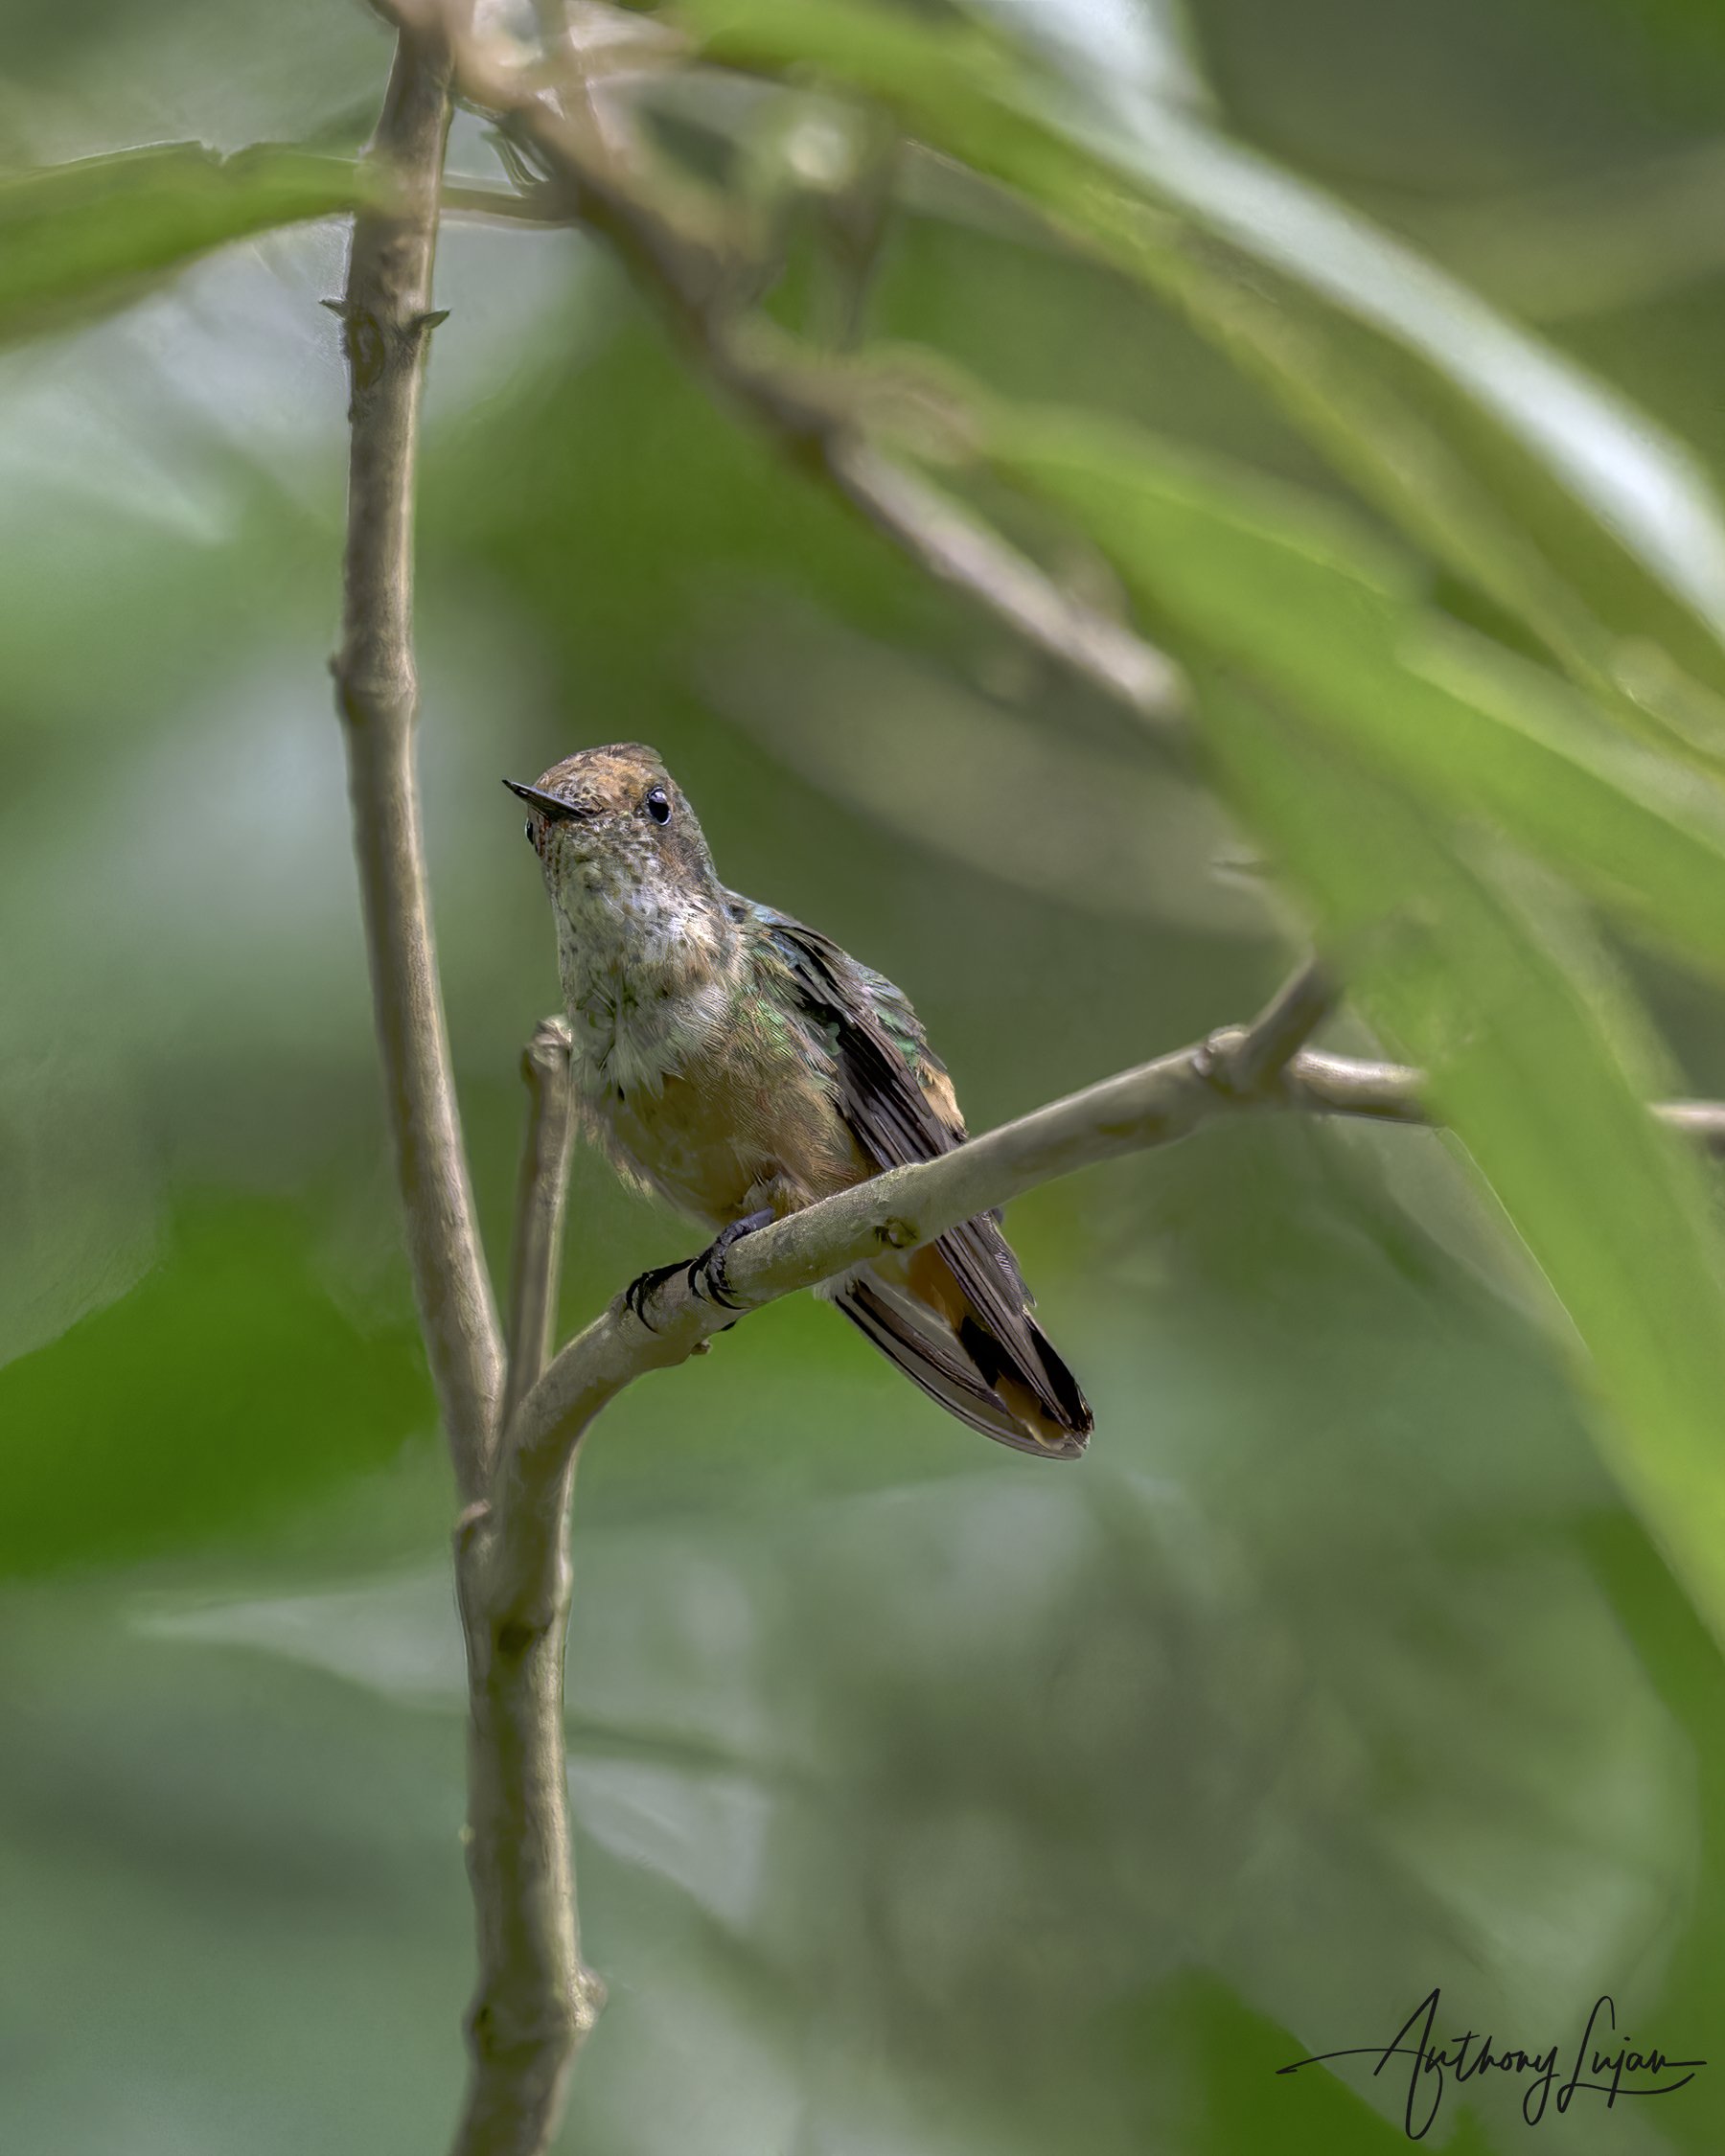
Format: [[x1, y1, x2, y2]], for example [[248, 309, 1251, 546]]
[[333, 30, 503, 1500], [373, 0, 1190, 730], [1286, 1048, 1725, 1155], [501, 1018, 580, 1435], [826, 440, 1187, 724], [482, 1040, 1230, 1625], [474, 1024, 1725, 1612], [1204, 956, 1337, 1097], [493, 1037, 1275, 1547], [1656, 1099, 1725, 1155], [451, 1011, 601, 2153], [1278, 1045, 1427, 1123], [441, 177, 574, 223]]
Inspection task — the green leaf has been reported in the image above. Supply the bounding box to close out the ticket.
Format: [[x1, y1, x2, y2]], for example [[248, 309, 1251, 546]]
[[0, 143, 370, 347], [1070, 107, 1725, 694], [960, 395, 1725, 1641], [985, 408, 1725, 978], [1203, 681, 1725, 1646], [0, 1197, 431, 1575]]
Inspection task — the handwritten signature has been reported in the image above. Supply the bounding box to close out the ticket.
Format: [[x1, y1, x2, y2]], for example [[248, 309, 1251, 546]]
[[1277, 1989, 1705, 2139]]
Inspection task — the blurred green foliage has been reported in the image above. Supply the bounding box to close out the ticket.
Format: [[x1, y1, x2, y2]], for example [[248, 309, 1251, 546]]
[[0, 1197, 428, 1574], [10, 0, 1725, 2151], [0, 143, 368, 347]]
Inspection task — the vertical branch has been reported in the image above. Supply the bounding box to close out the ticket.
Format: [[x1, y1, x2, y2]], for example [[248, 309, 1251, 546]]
[[447, 1043, 596, 2153], [447, 1012, 595, 2153], [333, 30, 503, 1500], [338, 36, 602, 2156], [453, 1472, 605, 2156]]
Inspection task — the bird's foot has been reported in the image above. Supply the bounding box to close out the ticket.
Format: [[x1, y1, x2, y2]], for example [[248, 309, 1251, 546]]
[[688, 1208, 774, 1313], [623, 1258, 688, 1332], [623, 1209, 774, 1332]]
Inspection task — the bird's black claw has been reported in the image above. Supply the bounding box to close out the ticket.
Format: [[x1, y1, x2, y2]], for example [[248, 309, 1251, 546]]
[[688, 1207, 774, 1313], [623, 1259, 686, 1333], [625, 1211, 773, 1329]]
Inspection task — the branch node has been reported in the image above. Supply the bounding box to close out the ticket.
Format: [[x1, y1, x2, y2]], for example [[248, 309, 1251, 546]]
[[522, 1013, 574, 1084], [466, 1989, 598, 2071], [1192, 1026, 1243, 1092], [494, 1617, 544, 1663], [1201, 959, 1337, 1101]]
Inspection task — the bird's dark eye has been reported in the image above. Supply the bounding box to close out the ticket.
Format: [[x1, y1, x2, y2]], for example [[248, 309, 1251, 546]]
[[523, 817, 536, 844], [645, 786, 672, 826]]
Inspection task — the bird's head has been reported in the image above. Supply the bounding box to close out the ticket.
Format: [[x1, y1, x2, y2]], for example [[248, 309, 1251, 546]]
[[505, 744, 721, 929]]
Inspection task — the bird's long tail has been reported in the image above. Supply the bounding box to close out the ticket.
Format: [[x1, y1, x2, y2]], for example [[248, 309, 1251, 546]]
[[826, 1242, 1092, 1459]]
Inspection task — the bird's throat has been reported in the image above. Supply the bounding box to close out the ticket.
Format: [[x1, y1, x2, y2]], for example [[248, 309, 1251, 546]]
[[553, 876, 742, 1098]]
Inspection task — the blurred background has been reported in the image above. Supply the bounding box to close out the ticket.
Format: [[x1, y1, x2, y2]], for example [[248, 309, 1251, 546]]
[[7, 1, 1725, 2150]]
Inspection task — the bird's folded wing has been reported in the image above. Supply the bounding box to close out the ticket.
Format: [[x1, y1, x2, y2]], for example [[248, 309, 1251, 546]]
[[746, 902, 1078, 1435]]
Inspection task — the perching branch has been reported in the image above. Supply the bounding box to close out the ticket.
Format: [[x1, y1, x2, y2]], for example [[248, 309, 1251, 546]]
[[1281, 1044, 1725, 1155], [333, 27, 503, 1501], [476, 1012, 1725, 1623], [491, 1015, 1322, 1572], [1203, 956, 1337, 1097]]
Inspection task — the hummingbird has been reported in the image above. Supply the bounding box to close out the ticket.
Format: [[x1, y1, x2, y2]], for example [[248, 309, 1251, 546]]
[[505, 745, 1092, 1459]]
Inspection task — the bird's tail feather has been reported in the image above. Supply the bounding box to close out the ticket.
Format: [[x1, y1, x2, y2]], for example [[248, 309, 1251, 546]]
[[831, 1272, 1090, 1460]]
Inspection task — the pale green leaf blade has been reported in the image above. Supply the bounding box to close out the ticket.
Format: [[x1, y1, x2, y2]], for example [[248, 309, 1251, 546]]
[[0, 144, 370, 347], [685, 0, 1725, 697], [985, 408, 1725, 975], [1204, 680, 1725, 1645]]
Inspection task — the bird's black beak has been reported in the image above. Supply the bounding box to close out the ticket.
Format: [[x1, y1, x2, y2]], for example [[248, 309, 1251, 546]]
[[504, 778, 588, 823]]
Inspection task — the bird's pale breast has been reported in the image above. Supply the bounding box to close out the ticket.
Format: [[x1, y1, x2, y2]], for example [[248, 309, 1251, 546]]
[[601, 1008, 869, 1229]]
